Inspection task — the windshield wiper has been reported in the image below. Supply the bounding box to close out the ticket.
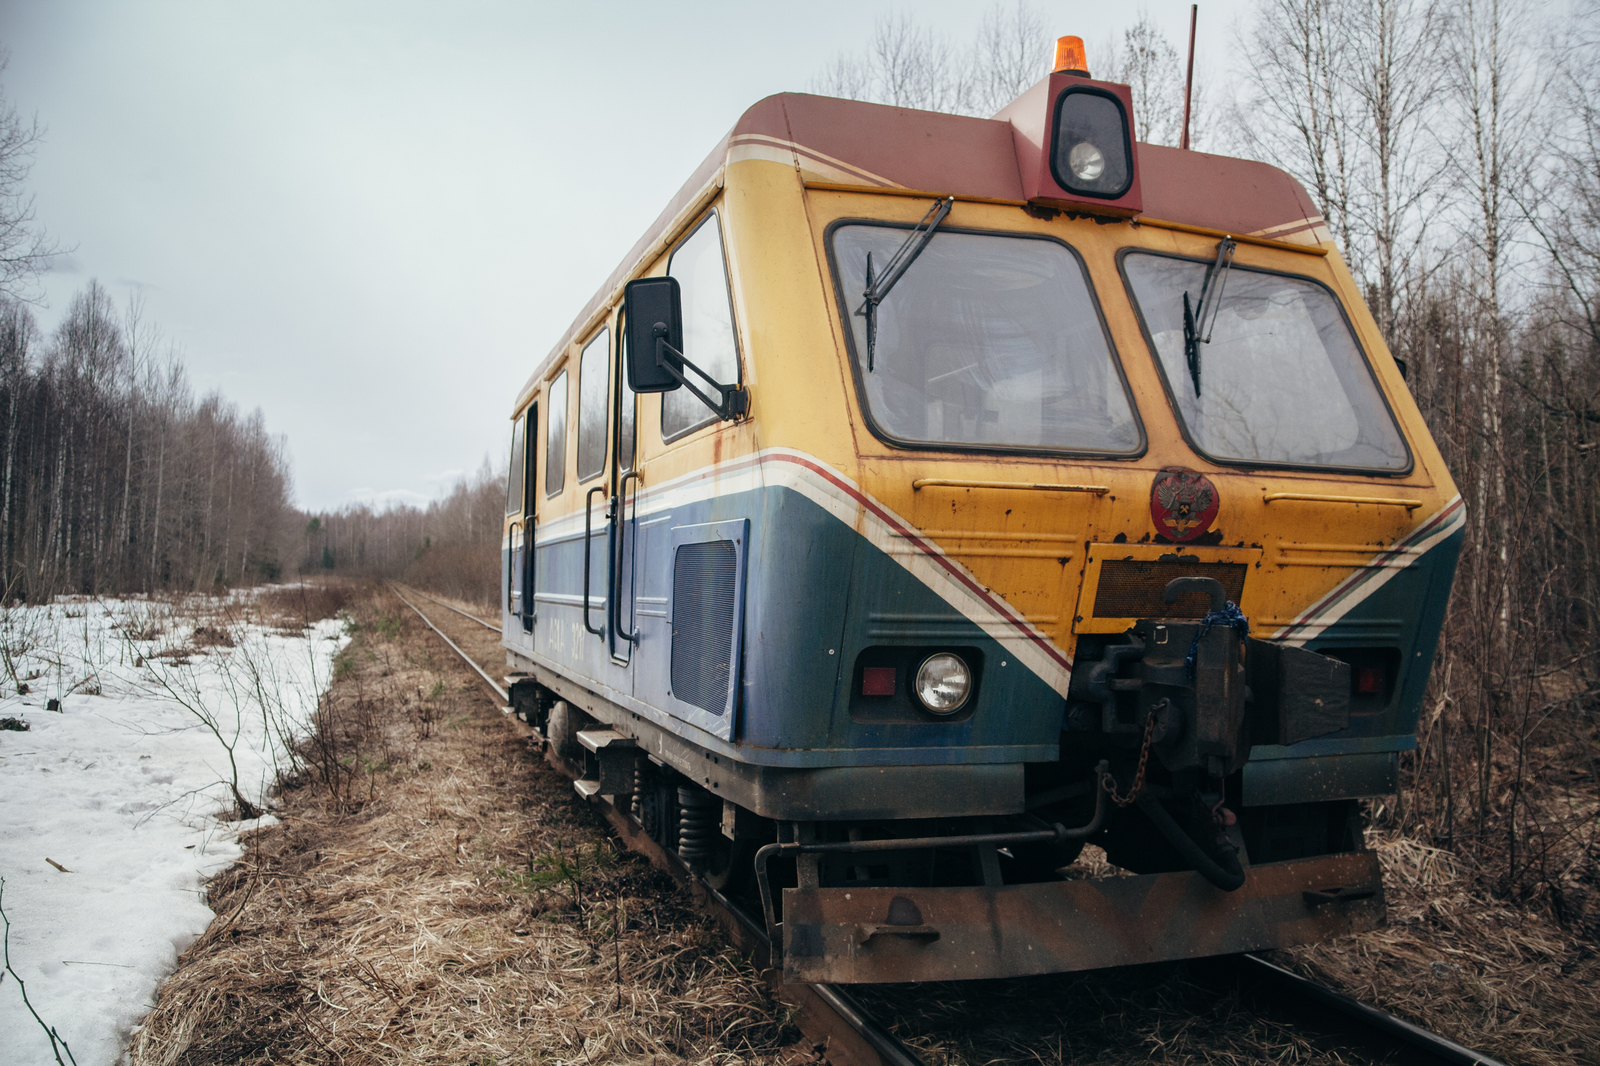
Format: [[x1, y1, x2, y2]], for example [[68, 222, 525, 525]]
[[1181, 236, 1237, 397], [856, 196, 954, 371]]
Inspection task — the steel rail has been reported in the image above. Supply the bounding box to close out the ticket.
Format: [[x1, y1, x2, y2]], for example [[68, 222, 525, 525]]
[[390, 585, 507, 703], [393, 586, 927, 1066], [1239, 954, 1509, 1066], [397, 584, 502, 633], [394, 587, 1505, 1066], [697, 879, 925, 1066], [396, 587, 1511, 1066], [808, 984, 925, 1066]]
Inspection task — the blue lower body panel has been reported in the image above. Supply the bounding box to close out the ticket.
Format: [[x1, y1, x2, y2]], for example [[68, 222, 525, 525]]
[[507, 480, 1063, 770]]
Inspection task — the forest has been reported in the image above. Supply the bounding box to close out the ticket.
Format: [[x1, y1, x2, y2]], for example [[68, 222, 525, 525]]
[[0, 282, 509, 606], [0, 286, 293, 599], [299, 466, 506, 608]]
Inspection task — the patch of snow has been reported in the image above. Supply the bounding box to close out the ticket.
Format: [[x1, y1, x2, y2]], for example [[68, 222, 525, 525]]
[[0, 594, 347, 1066]]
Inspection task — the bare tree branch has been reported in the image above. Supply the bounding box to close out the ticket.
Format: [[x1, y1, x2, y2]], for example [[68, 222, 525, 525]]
[[0, 55, 64, 302]]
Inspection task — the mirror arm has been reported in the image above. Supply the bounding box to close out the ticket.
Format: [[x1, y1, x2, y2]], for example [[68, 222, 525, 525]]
[[652, 329, 749, 421]]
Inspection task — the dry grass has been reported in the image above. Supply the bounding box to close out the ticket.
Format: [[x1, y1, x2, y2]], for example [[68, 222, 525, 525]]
[[127, 587, 796, 1066], [191, 625, 236, 649], [402, 544, 501, 617], [1280, 831, 1600, 1066], [258, 581, 358, 632], [127, 583, 1599, 1065]]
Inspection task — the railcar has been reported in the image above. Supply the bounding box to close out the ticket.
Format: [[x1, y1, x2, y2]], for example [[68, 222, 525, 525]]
[[501, 36, 1463, 985]]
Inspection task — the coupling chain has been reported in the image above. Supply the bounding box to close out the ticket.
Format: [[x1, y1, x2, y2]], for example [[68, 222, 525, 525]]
[[1104, 697, 1167, 808]]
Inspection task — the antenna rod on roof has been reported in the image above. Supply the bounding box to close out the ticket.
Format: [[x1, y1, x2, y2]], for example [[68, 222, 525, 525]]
[[1181, 5, 1197, 150]]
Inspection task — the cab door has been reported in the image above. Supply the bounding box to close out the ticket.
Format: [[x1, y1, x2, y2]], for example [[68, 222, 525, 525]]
[[575, 319, 639, 677], [507, 404, 537, 634]]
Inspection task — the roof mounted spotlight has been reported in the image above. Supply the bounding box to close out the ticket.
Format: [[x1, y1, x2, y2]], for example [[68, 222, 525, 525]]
[[996, 34, 1143, 217]]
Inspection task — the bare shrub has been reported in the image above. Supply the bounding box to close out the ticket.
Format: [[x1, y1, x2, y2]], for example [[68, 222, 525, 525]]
[[258, 581, 354, 630], [191, 624, 234, 648], [401, 540, 498, 614]]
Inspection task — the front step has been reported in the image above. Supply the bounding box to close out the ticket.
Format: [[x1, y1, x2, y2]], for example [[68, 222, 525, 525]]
[[573, 729, 638, 800], [503, 675, 537, 728]]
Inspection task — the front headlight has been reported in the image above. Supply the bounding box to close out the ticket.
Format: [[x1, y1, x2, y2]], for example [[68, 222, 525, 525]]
[[1068, 141, 1105, 182], [1050, 88, 1132, 198], [914, 653, 972, 714]]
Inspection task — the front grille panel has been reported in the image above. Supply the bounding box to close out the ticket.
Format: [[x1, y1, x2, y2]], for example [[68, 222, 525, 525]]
[[1092, 559, 1248, 618], [671, 541, 739, 715]]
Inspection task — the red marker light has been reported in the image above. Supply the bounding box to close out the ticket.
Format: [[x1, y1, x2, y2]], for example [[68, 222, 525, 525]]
[[862, 667, 897, 697], [1356, 665, 1384, 696]]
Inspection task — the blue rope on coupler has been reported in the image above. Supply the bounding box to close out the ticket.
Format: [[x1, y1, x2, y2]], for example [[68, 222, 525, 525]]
[[1186, 602, 1250, 678]]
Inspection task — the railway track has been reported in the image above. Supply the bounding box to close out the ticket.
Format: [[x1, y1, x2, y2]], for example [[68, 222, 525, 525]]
[[389, 584, 919, 1066], [401, 585, 503, 633], [392, 584, 1509, 1066]]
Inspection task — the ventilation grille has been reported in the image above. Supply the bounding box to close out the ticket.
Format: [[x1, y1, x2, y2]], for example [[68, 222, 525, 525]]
[[1092, 559, 1248, 619], [671, 541, 740, 715]]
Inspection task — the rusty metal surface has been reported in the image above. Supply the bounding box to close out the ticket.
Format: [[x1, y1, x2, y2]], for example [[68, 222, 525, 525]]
[[782, 851, 1384, 984]]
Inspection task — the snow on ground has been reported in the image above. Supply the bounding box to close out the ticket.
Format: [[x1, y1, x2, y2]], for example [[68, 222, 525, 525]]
[[0, 593, 347, 1066]]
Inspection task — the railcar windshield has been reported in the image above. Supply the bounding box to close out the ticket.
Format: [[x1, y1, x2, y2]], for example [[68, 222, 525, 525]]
[[830, 225, 1141, 454], [1122, 252, 1409, 470]]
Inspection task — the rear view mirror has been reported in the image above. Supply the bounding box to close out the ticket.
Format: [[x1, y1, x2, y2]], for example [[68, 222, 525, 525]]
[[624, 277, 683, 393]]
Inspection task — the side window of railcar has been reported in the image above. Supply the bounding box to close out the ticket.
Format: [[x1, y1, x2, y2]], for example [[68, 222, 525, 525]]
[[1120, 253, 1409, 471], [828, 225, 1141, 455], [576, 329, 609, 482], [663, 213, 740, 441], [545, 370, 568, 497], [617, 317, 636, 472], [505, 416, 524, 516]]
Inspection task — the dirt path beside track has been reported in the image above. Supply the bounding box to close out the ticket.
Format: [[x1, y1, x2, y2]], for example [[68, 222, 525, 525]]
[[128, 586, 797, 1066]]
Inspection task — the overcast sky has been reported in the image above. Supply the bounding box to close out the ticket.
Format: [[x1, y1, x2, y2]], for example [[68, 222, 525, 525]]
[[1, 0, 1246, 512]]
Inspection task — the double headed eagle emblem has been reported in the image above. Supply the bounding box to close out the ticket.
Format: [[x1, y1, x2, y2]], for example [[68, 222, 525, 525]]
[[1150, 469, 1219, 542]]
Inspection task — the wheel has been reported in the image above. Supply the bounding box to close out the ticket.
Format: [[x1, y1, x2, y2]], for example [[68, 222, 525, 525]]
[[546, 700, 582, 767], [700, 838, 760, 896]]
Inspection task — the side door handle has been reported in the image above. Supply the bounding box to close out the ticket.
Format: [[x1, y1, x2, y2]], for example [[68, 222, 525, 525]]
[[582, 486, 607, 638], [613, 471, 641, 645], [523, 519, 536, 627], [507, 520, 521, 615]]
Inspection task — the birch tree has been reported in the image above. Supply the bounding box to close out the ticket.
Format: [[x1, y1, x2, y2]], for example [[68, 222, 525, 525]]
[[0, 58, 59, 301]]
